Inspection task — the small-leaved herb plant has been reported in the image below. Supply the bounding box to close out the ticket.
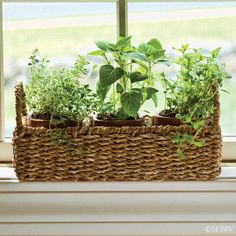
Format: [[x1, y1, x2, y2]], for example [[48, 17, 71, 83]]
[[89, 36, 167, 119], [161, 45, 231, 158], [26, 49, 99, 124]]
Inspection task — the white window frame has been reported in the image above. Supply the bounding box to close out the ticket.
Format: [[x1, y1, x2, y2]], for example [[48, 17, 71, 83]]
[[0, 0, 235, 162]]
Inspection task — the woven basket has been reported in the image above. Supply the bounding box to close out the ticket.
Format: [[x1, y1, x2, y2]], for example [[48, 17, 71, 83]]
[[13, 82, 222, 181]]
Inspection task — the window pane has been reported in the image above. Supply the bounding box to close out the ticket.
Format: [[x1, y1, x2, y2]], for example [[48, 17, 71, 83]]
[[3, 2, 116, 138], [128, 2, 236, 135]]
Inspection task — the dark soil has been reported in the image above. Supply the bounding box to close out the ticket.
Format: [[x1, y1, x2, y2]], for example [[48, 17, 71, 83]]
[[27, 113, 78, 128], [96, 113, 138, 121], [30, 113, 51, 120], [97, 113, 116, 120], [159, 110, 176, 118], [29, 113, 72, 122]]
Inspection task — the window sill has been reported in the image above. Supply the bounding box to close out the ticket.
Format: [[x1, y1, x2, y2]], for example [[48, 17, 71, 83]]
[[0, 167, 236, 236], [1, 165, 236, 181]]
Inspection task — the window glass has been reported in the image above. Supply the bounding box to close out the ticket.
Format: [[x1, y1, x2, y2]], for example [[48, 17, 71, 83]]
[[128, 2, 236, 135], [3, 2, 116, 137]]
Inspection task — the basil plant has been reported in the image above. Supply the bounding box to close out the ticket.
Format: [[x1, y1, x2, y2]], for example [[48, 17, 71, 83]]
[[90, 36, 167, 119]]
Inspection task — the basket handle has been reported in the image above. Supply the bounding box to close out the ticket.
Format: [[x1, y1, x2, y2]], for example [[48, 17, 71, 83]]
[[212, 88, 220, 125], [15, 82, 27, 129]]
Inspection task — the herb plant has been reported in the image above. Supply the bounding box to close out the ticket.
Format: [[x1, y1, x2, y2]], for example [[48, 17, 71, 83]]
[[25, 49, 99, 124], [90, 36, 166, 119], [162, 45, 231, 157]]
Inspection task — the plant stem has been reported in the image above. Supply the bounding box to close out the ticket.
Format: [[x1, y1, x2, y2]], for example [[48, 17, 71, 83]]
[[123, 77, 126, 92], [112, 83, 116, 112], [117, 52, 127, 92], [104, 54, 110, 65], [148, 62, 152, 86], [130, 62, 133, 90], [164, 78, 167, 111]]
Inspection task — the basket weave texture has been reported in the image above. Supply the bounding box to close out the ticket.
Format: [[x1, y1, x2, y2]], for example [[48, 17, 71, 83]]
[[13, 83, 222, 181]]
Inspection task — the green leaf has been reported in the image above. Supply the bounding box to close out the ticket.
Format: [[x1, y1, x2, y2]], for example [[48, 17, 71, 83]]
[[116, 36, 131, 51], [148, 38, 163, 50], [121, 91, 143, 117], [151, 93, 158, 107], [130, 72, 148, 83], [175, 114, 182, 120], [88, 50, 105, 56], [183, 133, 193, 142], [95, 40, 115, 52], [193, 120, 205, 130], [146, 87, 159, 100], [160, 75, 173, 90], [173, 133, 180, 144], [125, 52, 147, 62], [135, 60, 149, 71], [211, 47, 221, 58], [155, 50, 166, 59], [138, 43, 156, 57], [156, 58, 171, 66], [116, 108, 129, 120], [176, 149, 186, 159], [101, 102, 113, 114], [96, 80, 111, 100], [99, 65, 124, 87], [131, 88, 142, 92], [138, 41, 165, 59], [220, 89, 230, 94], [116, 83, 123, 94], [192, 139, 205, 148], [182, 44, 189, 52], [143, 110, 150, 114], [182, 115, 191, 123]]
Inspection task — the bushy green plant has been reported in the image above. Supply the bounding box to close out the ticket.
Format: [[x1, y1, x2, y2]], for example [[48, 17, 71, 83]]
[[162, 45, 231, 157], [25, 49, 99, 123], [89, 36, 167, 119]]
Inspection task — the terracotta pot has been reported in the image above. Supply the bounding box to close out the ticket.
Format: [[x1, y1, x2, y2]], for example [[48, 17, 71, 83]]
[[93, 118, 143, 127], [153, 113, 182, 126], [22, 116, 78, 129]]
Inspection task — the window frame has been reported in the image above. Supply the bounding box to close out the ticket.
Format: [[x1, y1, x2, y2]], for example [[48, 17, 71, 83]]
[[0, 2, 4, 143], [0, 0, 235, 162]]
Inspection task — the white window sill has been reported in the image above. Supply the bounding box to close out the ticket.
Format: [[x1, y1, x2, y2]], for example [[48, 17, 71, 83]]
[[0, 167, 236, 236], [0, 165, 236, 181]]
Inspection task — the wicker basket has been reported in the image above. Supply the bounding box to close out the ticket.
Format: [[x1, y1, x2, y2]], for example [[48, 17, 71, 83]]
[[13, 82, 222, 181]]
